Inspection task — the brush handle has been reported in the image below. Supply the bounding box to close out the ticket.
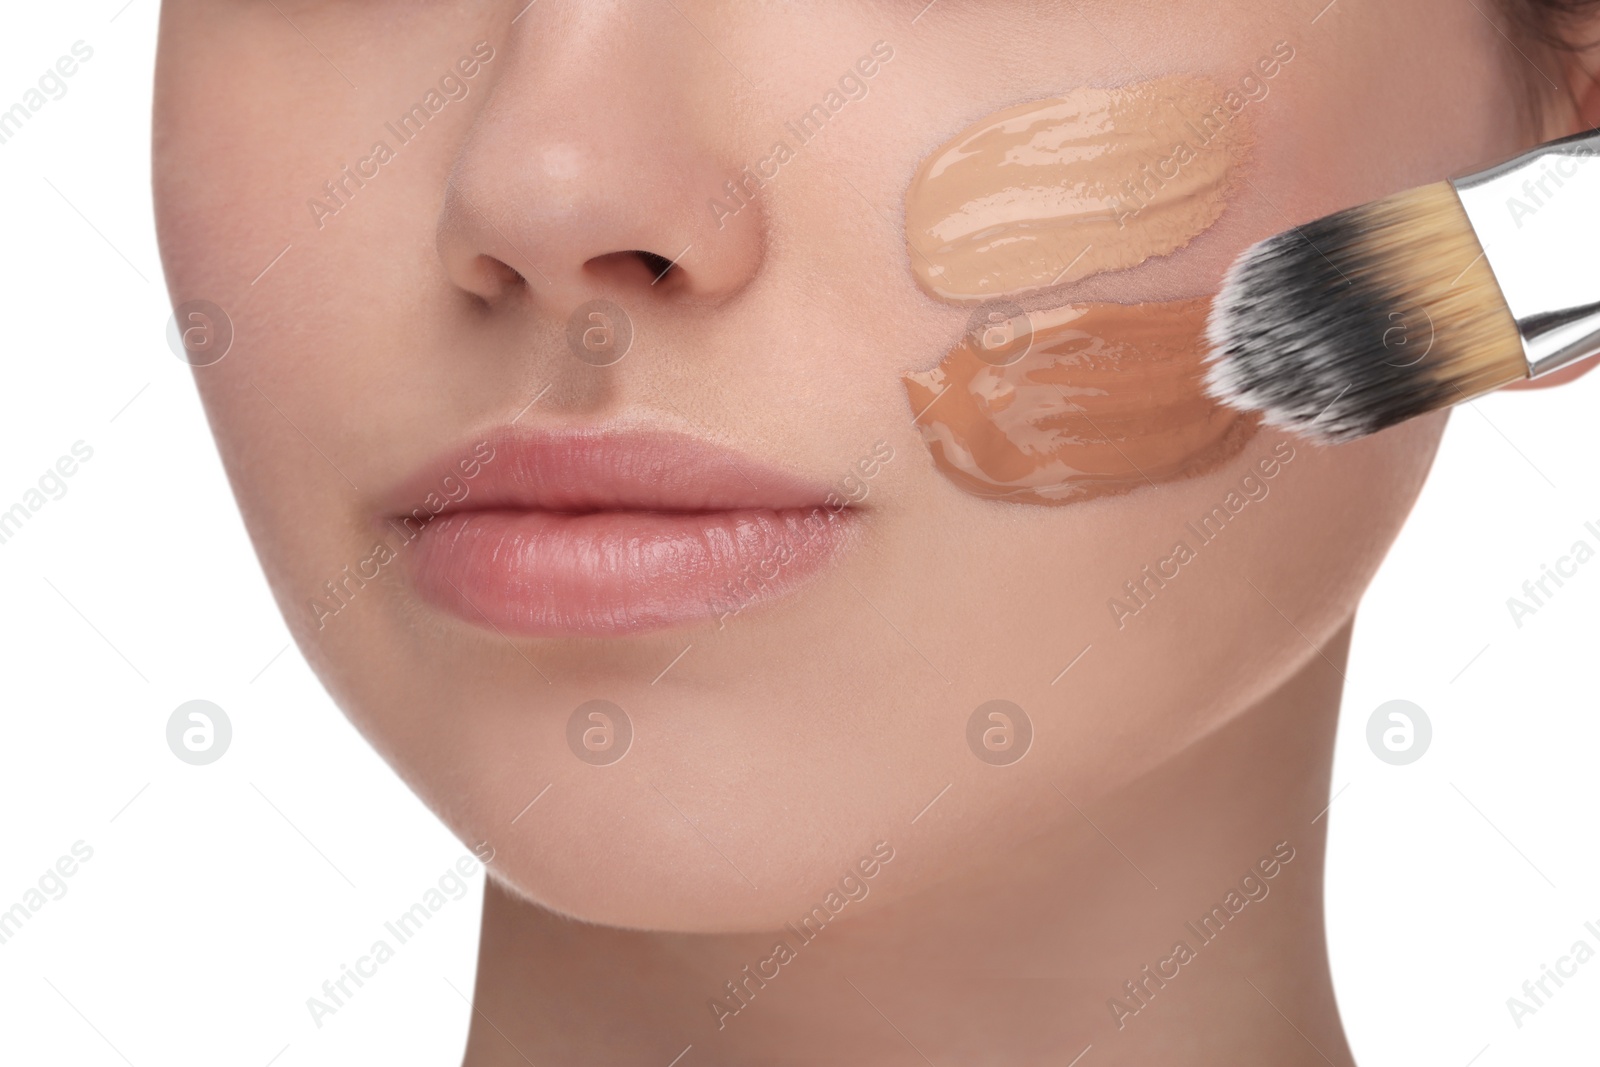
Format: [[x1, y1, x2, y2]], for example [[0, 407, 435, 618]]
[[1452, 129, 1600, 378]]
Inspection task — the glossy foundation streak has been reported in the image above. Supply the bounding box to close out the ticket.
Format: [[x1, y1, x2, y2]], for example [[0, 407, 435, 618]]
[[905, 300, 1258, 505], [906, 76, 1253, 304]]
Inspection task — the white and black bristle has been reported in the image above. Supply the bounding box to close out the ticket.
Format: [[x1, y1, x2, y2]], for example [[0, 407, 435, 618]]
[[1205, 181, 1528, 443]]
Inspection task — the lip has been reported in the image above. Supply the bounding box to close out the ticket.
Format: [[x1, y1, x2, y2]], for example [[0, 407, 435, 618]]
[[381, 427, 857, 636]]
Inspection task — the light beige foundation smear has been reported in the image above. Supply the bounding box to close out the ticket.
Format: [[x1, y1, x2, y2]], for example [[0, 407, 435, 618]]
[[905, 76, 1253, 303], [905, 300, 1258, 505]]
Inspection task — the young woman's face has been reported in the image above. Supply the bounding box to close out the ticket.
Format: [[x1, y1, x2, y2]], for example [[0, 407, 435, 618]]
[[153, 0, 1526, 931]]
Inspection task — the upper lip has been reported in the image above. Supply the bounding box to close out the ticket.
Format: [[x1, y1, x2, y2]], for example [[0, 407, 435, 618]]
[[382, 425, 840, 519]]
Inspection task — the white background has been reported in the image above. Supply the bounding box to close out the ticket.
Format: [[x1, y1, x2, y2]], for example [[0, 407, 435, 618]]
[[0, 4, 1595, 1065]]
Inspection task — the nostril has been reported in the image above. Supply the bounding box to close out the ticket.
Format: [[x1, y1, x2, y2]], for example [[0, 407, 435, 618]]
[[453, 253, 527, 307], [487, 255, 527, 289], [583, 249, 679, 289], [633, 250, 676, 282]]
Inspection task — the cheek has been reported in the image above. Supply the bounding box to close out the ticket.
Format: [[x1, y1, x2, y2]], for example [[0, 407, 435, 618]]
[[1236, 5, 1526, 228], [154, 5, 499, 601], [887, 411, 1446, 804]]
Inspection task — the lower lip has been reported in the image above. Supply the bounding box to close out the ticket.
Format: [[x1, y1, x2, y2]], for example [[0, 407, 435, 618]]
[[403, 505, 852, 636]]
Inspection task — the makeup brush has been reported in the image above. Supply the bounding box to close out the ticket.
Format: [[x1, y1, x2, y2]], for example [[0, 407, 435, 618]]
[[1204, 128, 1600, 442]]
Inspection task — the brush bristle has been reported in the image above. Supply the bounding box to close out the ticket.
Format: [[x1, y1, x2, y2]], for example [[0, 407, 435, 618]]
[[1205, 181, 1527, 442]]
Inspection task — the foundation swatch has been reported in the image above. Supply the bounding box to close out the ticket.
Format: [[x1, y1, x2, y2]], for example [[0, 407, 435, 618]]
[[905, 76, 1252, 303], [905, 299, 1257, 505]]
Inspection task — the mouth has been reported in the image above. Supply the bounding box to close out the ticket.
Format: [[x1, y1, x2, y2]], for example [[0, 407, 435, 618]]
[[383, 427, 857, 637]]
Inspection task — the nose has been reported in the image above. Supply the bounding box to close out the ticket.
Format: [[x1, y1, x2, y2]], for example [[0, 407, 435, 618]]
[[436, 4, 765, 314]]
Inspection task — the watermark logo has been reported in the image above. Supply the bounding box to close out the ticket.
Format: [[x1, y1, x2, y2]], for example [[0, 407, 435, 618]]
[[1108, 441, 1297, 629], [1380, 307, 1434, 368], [307, 42, 496, 230], [1504, 146, 1599, 229], [306, 846, 493, 1029], [166, 700, 232, 765], [1366, 699, 1430, 765], [1107, 840, 1297, 1030], [1505, 519, 1599, 629], [966, 700, 1032, 766], [707, 841, 895, 1030], [567, 699, 632, 766], [707, 41, 894, 232], [566, 299, 633, 367], [0, 40, 95, 149], [0, 840, 95, 947], [964, 301, 1035, 367], [1506, 918, 1600, 1029], [166, 300, 233, 367], [307, 439, 496, 630]]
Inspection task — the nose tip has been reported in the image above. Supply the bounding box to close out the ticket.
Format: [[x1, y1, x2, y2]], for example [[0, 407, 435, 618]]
[[436, 106, 765, 315]]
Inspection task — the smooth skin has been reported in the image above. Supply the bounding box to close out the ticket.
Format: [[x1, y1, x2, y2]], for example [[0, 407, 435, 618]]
[[152, 2, 1598, 1063]]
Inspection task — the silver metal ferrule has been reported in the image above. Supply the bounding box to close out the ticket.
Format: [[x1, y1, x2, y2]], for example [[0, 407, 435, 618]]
[[1452, 128, 1600, 378]]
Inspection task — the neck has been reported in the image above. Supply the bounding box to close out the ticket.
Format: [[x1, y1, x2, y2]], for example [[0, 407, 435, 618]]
[[463, 623, 1357, 1067]]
